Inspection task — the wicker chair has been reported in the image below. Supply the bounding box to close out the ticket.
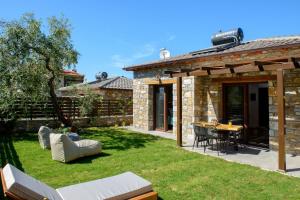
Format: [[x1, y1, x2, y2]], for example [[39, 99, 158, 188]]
[[192, 125, 213, 152]]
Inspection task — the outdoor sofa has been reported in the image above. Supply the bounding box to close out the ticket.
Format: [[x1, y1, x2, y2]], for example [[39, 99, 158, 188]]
[[50, 133, 102, 163], [0, 163, 158, 200]]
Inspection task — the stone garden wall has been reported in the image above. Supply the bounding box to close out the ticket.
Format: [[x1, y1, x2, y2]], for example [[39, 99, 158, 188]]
[[13, 115, 133, 133]]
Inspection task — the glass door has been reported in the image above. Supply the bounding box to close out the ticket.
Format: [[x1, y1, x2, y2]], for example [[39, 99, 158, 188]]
[[155, 86, 165, 130], [154, 85, 173, 131], [223, 85, 246, 125]]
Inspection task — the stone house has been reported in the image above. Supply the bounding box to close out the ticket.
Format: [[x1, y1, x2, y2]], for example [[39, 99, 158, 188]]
[[60, 70, 85, 87], [123, 31, 300, 171], [58, 76, 133, 100]]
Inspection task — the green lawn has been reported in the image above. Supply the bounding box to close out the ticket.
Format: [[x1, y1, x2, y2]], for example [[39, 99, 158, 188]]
[[1, 127, 300, 199]]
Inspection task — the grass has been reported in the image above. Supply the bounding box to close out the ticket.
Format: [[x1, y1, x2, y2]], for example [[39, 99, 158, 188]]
[[1, 127, 300, 200]]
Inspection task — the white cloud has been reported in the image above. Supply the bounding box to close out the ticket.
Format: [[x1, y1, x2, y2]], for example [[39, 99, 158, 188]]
[[167, 34, 176, 41], [111, 44, 156, 68]]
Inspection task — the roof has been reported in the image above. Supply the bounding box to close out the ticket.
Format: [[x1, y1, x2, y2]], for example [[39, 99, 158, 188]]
[[59, 76, 133, 91], [63, 70, 84, 77], [124, 35, 300, 71]]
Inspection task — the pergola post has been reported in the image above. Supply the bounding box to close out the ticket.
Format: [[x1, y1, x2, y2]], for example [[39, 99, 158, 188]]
[[176, 77, 182, 146], [277, 69, 286, 171]]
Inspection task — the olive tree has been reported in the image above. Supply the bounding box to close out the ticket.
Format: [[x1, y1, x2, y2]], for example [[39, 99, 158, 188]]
[[0, 14, 78, 126]]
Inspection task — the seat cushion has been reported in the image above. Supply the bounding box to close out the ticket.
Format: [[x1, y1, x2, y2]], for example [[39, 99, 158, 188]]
[[57, 172, 153, 200], [74, 139, 101, 157], [3, 164, 62, 200]]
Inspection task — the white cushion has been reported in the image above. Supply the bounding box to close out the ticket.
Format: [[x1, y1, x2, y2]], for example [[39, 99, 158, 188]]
[[56, 172, 153, 200], [3, 164, 62, 200], [74, 139, 102, 157]]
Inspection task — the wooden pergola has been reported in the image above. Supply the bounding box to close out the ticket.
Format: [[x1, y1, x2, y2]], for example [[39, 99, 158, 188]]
[[166, 57, 300, 172]]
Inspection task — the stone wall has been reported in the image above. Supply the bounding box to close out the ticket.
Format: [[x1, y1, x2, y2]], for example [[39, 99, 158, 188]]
[[13, 115, 133, 133], [181, 76, 195, 139], [269, 69, 300, 155], [60, 88, 132, 100], [132, 78, 152, 130]]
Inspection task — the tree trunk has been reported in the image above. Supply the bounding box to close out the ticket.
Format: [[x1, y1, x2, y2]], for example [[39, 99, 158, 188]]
[[45, 58, 72, 127]]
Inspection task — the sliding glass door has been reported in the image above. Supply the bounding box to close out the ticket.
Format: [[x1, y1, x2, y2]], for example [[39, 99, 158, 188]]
[[223, 85, 245, 125], [155, 86, 165, 130], [154, 85, 173, 131]]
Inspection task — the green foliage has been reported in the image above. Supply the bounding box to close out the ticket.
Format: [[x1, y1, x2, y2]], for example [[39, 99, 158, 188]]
[[118, 98, 132, 126], [0, 13, 78, 121], [71, 84, 103, 117]]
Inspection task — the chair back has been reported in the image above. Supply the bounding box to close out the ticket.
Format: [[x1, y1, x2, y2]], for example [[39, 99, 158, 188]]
[[50, 134, 79, 163], [193, 125, 208, 137]]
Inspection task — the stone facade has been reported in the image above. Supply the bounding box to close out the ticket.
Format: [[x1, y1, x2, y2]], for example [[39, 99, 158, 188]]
[[269, 69, 300, 155], [131, 46, 300, 154]]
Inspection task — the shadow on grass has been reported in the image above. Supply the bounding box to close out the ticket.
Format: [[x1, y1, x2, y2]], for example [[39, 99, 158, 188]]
[[0, 133, 24, 200], [81, 128, 159, 151], [0, 134, 23, 170], [69, 152, 111, 164], [12, 131, 37, 142]]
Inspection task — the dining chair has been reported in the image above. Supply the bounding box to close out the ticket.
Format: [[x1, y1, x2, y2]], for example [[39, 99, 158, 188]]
[[192, 125, 210, 152], [207, 128, 230, 156]]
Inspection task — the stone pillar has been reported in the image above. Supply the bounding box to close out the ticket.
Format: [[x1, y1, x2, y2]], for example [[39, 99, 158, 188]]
[[182, 76, 195, 140], [133, 79, 152, 130]]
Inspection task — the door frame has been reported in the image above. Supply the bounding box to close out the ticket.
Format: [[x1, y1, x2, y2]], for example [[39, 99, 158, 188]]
[[153, 84, 172, 132]]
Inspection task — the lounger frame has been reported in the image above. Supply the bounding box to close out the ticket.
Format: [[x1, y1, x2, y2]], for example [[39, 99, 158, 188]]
[[0, 168, 157, 200]]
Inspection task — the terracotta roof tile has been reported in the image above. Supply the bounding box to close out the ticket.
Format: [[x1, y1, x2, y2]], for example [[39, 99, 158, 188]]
[[59, 76, 132, 91]]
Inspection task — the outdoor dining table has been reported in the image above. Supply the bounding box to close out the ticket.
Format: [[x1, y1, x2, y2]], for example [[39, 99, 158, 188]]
[[193, 121, 243, 151], [193, 121, 243, 132]]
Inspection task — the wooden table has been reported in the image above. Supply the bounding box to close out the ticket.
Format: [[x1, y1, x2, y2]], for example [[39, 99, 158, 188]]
[[192, 121, 243, 132], [192, 121, 243, 151]]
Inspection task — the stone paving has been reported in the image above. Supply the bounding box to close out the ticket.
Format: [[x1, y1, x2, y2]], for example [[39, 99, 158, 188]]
[[126, 126, 300, 178]]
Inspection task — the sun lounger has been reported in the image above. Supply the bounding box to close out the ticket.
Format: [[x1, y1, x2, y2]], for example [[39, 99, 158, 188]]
[[0, 164, 158, 200]]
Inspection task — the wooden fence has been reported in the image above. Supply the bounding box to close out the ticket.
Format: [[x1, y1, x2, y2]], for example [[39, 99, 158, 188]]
[[12, 97, 132, 120]]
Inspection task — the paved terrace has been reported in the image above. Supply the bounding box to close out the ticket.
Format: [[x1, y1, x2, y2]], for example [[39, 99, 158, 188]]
[[127, 127, 300, 178]]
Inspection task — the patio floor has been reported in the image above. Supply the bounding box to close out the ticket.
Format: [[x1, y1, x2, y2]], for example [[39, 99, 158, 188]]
[[127, 126, 300, 178]]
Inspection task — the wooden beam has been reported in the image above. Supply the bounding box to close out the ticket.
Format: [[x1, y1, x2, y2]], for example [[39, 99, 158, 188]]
[[129, 191, 158, 200], [190, 69, 209, 76], [166, 61, 295, 78], [210, 68, 231, 75], [277, 69, 286, 172], [176, 77, 182, 146], [145, 78, 177, 85], [231, 62, 294, 74], [212, 75, 277, 83], [254, 60, 284, 66]]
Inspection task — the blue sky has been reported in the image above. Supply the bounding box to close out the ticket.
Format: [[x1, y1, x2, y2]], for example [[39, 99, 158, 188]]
[[1, 0, 300, 81]]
